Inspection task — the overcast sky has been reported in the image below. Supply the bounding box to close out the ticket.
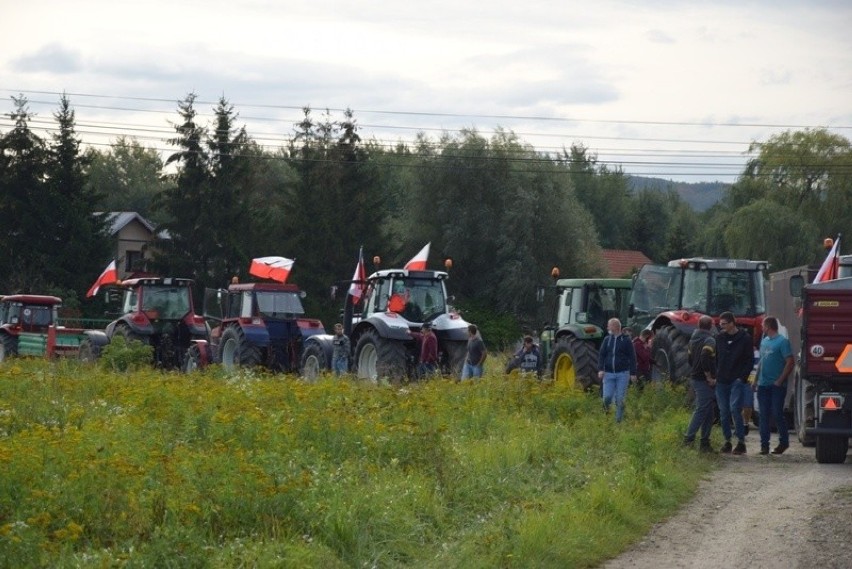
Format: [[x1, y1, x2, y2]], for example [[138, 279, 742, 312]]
[[1, 0, 850, 182]]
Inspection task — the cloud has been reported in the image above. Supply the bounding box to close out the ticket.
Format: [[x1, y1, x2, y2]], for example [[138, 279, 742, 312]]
[[646, 29, 675, 44], [11, 43, 83, 74]]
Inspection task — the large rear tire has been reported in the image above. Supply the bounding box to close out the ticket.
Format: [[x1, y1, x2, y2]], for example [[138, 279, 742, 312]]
[[300, 342, 329, 382], [815, 435, 849, 464], [116, 323, 149, 345], [794, 369, 816, 447], [220, 326, 262, 370], [548, 336, 599, 390], [355, 329, 407, 383], [0, 333, 18, 363], [652, 325, 691, 384]]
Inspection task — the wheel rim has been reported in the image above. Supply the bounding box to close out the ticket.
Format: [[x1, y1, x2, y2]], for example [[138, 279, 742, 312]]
[[185, 350, 198, 372], [222, 338, 237, 369], [654, 349, 671, 382], [358, 343, 378, 382], [554, 352, 578, 388], [303, 354, 320, 381]]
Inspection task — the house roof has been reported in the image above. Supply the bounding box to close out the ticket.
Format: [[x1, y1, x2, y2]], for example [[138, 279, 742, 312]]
[[601, 249, 652, 278], [100, 211, 156, 236]]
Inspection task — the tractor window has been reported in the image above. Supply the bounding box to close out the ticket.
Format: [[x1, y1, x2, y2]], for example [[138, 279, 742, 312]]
[[631, 265, 681, 315], [399, 278, 446, 322], [709, 270, 766, 317], [0, 303, 7, 325], [123, 290, 139, 313], [372, 279, 391, 313], [255, 291, 305, 318], [141, 286, 191, 319], [21, 306, 53, 329], [682, 270, 710, 312], [226, 292, 241, 319]]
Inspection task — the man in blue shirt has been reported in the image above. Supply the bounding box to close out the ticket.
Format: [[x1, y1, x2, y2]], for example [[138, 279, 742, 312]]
[[597, 318, 637, 423], [756, 316, 794, 455]]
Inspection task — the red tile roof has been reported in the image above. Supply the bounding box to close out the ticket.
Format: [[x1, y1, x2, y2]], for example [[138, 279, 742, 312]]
[[601, 249, 652, 278]]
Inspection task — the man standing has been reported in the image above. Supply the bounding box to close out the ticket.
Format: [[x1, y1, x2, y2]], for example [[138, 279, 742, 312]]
[[597, 318, 637, 423], [684, 316, 717, 452], [461, 324, 487, 380], [410, 321, 439, 378], [756, 316, 794, 455], [505, 335, 543, 378], [331, 323, 350, 376], [715, 312, 754, 455]]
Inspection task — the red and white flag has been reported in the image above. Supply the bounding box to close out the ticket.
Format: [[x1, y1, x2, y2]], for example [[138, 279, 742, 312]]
[[86, 260, 118, 298], [813, 236, 840, 283], [249, 256, 294, 283], [404, 242, 430, 271], [348, 247, 366, 303]]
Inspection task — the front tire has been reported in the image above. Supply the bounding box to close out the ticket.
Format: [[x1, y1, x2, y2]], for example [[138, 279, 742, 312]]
[[300, 342, 329, 382], [78, 338, 100, 363], [548, 336, 598, 389], [220, 326, 262, 371], [355, 329, 407, 383], [0, 333, 18, 363]]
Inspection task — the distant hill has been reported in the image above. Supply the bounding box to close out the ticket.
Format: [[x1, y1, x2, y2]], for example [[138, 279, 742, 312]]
[[627, 176, 728, 212]]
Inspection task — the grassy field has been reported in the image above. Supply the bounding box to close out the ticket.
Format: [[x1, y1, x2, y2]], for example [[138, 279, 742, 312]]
[[0, 359, 717, 568]]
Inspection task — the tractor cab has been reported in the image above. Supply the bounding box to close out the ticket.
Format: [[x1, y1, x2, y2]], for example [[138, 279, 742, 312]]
[[360, 270, 450, 324]]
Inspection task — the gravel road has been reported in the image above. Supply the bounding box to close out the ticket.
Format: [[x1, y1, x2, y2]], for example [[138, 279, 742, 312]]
[[602, 439, 852, 569]]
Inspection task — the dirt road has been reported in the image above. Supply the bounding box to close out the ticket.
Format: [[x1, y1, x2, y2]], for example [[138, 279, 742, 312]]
[[603, 440, 852, 569]]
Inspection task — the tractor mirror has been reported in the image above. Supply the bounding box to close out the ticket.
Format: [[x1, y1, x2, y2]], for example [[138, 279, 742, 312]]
[[789, 275, 804, 298]]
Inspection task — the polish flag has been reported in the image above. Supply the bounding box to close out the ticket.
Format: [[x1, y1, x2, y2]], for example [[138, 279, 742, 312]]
[[813, 236, 840, 283], [404, 243, 430, 271], [249, 256, 294, 283], [86, 260, 118, 298], [348, 247, 366, 303]]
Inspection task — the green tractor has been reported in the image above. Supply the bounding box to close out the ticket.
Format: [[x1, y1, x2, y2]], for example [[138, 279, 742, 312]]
[[538, 269, 632, 389]]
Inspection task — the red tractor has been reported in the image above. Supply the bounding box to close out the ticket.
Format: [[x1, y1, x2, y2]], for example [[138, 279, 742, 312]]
[[0, 295, 85, 361], [628, 258, 769, 383], [80, 277, 208, 369], [183, 281, 326, 373]]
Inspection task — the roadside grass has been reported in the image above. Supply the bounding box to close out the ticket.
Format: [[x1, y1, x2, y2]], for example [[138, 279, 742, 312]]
[[0, 360, 717, 568]]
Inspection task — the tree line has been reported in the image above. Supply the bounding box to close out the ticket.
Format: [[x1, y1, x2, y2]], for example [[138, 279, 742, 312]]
[[2, 93, 851, 343]]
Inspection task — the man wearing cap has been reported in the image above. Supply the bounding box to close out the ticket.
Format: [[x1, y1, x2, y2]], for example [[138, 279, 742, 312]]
[[409, 321, 439, 378]]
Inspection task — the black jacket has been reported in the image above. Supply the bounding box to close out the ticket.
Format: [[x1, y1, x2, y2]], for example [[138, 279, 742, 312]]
[[689, 329, 716, 382], [598, 332, 637, 375], [715, 328, 753, 384]]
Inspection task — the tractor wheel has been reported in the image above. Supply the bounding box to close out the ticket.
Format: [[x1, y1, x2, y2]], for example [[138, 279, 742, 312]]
[[182, 344, 203, 373], [548, 336, 599, 390], [355, 329, 407, 383], [78, 338, 101, 363], [815, 435, 849, 464], [220, 326, 262, 371], [794, 370, 816, 447], [116, 324, 149, 346], [441, 340, 467, 379], [300, 343, 329, 382], [652, 325, 691, 384], [0, 333, 18, 362]]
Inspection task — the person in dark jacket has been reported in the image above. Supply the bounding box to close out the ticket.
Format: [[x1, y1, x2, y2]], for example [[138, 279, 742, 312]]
[[633, 329, 653, 390], [505, 335, 543, 378], [597, 318, 637, 423], [715, 312, 754, 455], [684, 316, 717, 452]]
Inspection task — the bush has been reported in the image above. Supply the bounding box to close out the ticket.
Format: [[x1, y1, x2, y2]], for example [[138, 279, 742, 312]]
[[99, 335, 153, 372]]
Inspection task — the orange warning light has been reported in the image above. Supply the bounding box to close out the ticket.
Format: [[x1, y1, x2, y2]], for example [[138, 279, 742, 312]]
[[819, 395, 843, 411]]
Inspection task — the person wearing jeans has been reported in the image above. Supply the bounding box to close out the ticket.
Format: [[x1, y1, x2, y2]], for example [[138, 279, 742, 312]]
[[756, 316, 794, 455], [715, 312, 754, 454], [684, 316, 717, 451], [597, 318, 637, 423]]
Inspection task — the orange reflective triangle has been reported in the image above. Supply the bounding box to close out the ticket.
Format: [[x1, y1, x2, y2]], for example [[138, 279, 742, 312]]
[[824, 397, 839, 410]]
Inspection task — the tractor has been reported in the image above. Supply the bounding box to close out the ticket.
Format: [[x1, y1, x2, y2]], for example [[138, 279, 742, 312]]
[[301, 264, 471, 382], [628, 257, 769, 383], [0, 295, 85, 361], [79, 277, 208, 369], [183, 281, 326, 373], [537, 269, 633, 388]]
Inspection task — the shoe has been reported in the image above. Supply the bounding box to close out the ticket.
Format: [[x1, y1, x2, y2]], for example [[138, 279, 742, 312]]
[[682, 438, 695, 448], [719, 441, 733, 454], [699, 440, 714, 453], [771, 444, 789, 455], [759, 446, 769, 455], [743, 424, 750, 436], [733, 442, 747, 455]]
